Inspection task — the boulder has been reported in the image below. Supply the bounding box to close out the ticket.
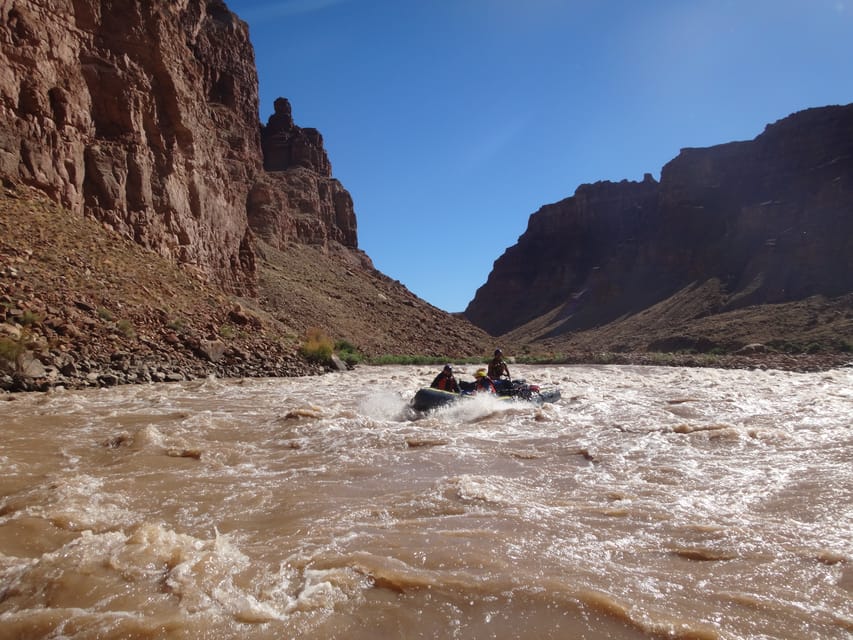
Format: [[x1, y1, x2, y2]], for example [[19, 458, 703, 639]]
[[199, 339, 227, 363], [17, 350, 46, 378]]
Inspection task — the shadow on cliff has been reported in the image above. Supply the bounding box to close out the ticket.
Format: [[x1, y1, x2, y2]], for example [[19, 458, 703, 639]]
[[465, 104, 853, 356]]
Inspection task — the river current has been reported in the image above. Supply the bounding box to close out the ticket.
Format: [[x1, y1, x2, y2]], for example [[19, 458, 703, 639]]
[[0, 364, 851, 639]]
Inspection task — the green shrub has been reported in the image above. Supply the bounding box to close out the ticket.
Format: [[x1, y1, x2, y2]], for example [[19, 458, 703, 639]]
[[97, 307, 114, 322], [0, 336, 25, 365], [116, 319, 136, 338], [366, 354, 443, 366], [772, 341, 809, 354], [20, 310, 41, 327], [166, 316, 186, 331], [590, 351, 616, 364], [647, 352, 677, 365], [300, 327, 334, 363], [334, 339, 362, 366], [516, 353, 565, 364], [334, 338, 357, 353]]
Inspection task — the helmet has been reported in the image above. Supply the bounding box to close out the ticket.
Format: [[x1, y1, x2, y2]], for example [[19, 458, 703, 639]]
[[443, 364, 453, 372], [475, 368, 487, 378], [494, 349, 502, 356]]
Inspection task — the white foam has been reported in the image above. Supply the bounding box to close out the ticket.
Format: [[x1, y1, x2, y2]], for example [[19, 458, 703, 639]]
[[2, 364, 851, 638]]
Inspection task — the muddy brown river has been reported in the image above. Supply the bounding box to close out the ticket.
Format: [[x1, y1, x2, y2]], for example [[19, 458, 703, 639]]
[[1, 364, 851, 639]]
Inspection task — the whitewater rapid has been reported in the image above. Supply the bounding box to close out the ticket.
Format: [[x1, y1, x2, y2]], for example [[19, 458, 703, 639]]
[[0, 364, 851, 639]]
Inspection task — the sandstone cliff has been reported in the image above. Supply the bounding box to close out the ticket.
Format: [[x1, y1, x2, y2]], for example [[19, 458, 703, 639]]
[[1, 0, 260, 292], [0, 1, 366, 286], [0, 0, 492, 391], [465, 105, 853, 352], [249, 97, 359, 250]]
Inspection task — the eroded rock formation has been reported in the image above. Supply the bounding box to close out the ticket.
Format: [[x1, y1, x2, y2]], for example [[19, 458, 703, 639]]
[[465, 104, 853, 338], [0, 0, 494, 386], [248, 97, 358, 249], [0, 0, 362, 295], [1, 0, 262, 292]]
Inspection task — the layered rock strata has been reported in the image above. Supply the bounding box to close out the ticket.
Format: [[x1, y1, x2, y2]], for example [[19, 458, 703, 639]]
[[465, 105, 853, 338], [0, 0, 261, 292], [0, 1, 362, 295], [248, 97, 358, 249]]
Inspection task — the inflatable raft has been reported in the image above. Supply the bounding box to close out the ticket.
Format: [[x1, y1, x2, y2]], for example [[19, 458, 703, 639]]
[[411, 381, 561, 413]]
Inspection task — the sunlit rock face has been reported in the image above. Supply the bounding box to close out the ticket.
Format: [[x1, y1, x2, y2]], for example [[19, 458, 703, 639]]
[[0, 1, 360, 293], [249, 97, 358, 249], [465, 104, 853, 337], [0, 0, 262, 293]]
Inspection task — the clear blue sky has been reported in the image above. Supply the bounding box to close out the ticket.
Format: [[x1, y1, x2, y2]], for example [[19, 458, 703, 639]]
[[226, 0, 852, 313]]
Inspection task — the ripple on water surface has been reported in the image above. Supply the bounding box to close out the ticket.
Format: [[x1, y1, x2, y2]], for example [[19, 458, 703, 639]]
[[0, 364, 851, 639]]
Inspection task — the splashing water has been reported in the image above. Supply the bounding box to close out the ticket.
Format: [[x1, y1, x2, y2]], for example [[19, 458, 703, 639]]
[[1, 364, 851, 639]]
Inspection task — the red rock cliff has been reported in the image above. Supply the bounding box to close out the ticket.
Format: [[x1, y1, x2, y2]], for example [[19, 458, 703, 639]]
[[0, 0, 263, 292], [465, 104, 853, 337], [248, 97, 358, 249], [0, 0, 361, 293]]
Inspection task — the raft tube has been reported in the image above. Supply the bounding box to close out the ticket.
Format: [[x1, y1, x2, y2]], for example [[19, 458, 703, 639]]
[[411, 386, 561, 413]]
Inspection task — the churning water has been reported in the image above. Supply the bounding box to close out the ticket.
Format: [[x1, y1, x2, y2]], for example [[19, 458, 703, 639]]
[[0, 364, 851, 639]]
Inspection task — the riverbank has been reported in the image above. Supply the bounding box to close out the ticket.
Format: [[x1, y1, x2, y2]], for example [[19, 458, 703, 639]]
[[3, 347, 850, 394], [1, 187, 324, 392], [2, 186, 850, 393], [526, 349, 853, 374]]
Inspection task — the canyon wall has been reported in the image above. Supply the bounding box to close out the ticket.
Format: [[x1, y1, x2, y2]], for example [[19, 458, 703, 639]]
[[465, 104, 853, 338], [1, 0, 262, 291], [248, 97, 358, 250], [0, 0, 361, 295]]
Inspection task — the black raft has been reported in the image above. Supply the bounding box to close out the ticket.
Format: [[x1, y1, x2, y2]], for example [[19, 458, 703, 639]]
[[411, 379, 561, 413]]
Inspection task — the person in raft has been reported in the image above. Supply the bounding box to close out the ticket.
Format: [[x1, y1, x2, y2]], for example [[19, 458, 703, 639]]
[[473, 368, 496, 394], [487, 348, 511, 391], [430, 364, 460, 393]]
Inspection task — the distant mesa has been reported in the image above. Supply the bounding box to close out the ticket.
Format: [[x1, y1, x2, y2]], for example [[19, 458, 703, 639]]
[[464, 103, 853, 352]]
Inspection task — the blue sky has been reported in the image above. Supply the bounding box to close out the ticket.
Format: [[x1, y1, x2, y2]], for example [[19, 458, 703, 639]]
[[226, 0, 852, 312]]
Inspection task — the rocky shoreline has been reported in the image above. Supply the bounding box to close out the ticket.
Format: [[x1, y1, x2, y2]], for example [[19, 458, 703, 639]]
[[3, 345, 850, 395], [550, 350, 853, 374], [0, 297, 325, 393], [1, 338, 325, 394], [0, 191, 326, 393]]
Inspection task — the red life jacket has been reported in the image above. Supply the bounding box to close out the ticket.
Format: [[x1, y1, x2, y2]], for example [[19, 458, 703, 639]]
[[432, 373, 458, 392]]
